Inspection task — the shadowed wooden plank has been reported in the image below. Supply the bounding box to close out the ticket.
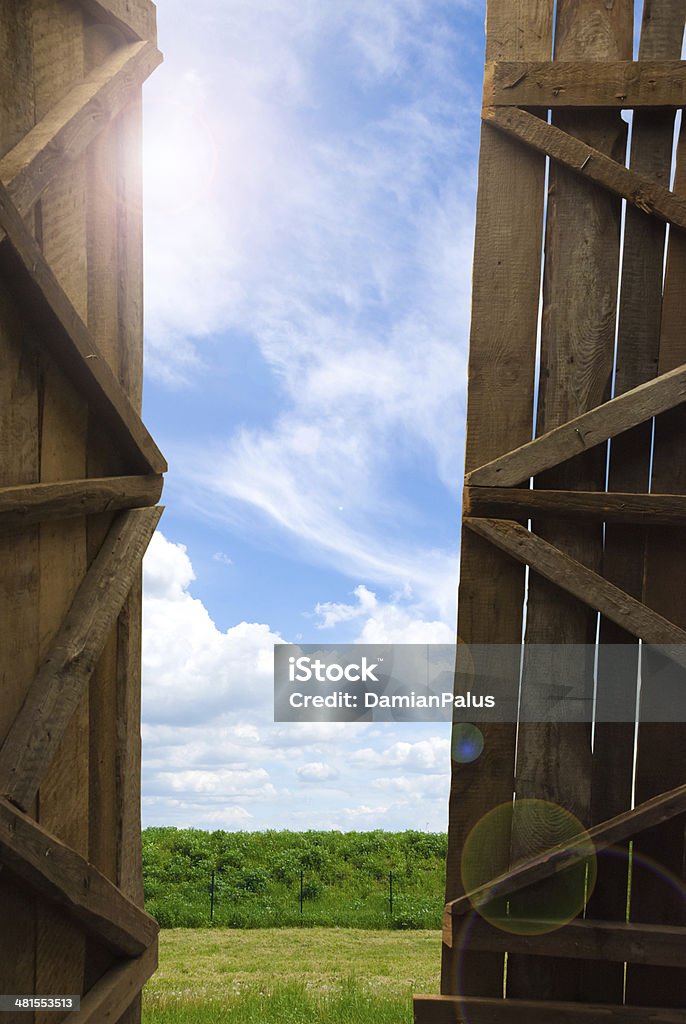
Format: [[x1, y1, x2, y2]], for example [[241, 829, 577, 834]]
[[78, 0, 157, 42]]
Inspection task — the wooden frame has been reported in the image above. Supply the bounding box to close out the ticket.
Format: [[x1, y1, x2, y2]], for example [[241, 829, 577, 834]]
[[0, 2, 163, 1020]]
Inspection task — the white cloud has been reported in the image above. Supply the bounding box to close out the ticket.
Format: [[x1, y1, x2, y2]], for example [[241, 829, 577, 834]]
[[141, 532, 452, 829], [315, 585, 378, 629], [144, 0, 476, 623], [296, 762, 340, 782]]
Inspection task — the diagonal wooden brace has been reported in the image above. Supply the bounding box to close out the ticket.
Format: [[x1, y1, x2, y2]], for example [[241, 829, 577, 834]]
[[0, 181, 166, 474], [0, 41, 162, 219], [0, 507, 163, 811], [0, 797, 158, 956], [467, 363, 686, 487], [483, 106, 686, 230]]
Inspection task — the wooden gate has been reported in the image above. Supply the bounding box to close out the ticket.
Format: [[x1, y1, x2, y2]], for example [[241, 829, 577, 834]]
[[416, 0, 686, 1020], [0, 1, 163, 1021]]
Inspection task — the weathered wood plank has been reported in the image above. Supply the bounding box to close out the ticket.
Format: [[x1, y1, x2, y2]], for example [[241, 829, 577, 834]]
[[70, 941, 158, 1024], [78, 0, 157, 42], [454, 917, 686, 969], [0, 507, 162, 811], [445, 781, 686, 920], [629, 27, 686, 1005], [414, 994, 686, 1023], [467, 362, 686, 488], [0, 41, 161, 221], [0, 475, 162, 524], [485, 58, 686, 108], [508, 0, 631, 1003], [483, 107, 686, 229], [442, 0, 554, 999], [31, 4, 91, 1014], [588, 3, 685, 1005], [0, 0, 39, 1009], [0, 797, 158, 957], [464, 486, 686, 524], [0, 180, 166, 473], [464, 518, 686, 652]]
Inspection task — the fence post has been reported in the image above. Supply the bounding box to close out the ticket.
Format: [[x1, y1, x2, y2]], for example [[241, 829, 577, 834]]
[[210, 869, 215, 921], [389, 870, 393, 917], [300, 869, 304, 918]]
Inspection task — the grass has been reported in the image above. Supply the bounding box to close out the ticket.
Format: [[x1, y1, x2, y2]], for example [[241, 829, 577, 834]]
[[143, 927, 441, 1023]]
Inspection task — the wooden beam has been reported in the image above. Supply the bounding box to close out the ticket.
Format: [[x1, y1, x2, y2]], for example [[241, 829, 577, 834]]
[[464, 486, 686, 525], [464, 518, 686, 653], [0, 475, 162, 525], [0, 41, 162, 221], [413, 994, 686, 1023], [444, 781, 686, 923], [0, 797, 158, 957], [483, 106, 686, 230], [441, 0, 554, 1000], [484, 59, 686, 108], [78, 0, 157, 42], [0, 182, 166, 474], [467, 362, 686, 487], [0, 507, 162, 811], [453, 917, 686, 969], [70, 942, 158, 1023]]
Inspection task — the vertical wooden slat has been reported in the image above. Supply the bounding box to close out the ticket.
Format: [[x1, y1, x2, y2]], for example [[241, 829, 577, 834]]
[[442, 0, 554, 999], [31, 2, 90, 1020], [627, 89, 686, 1008], [586, 0, 685, 1004], [114, 89, 146, 1024], [508, 0, 632, 1004], [0, 4, 38, 1017]]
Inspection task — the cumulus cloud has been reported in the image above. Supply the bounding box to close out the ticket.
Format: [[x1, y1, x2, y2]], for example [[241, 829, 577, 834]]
[[141, 533, 452, 829], [296, 762, 340, 782]]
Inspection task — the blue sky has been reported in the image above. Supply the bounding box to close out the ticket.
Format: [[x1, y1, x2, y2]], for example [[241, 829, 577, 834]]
[[138, 0, 488, 832]]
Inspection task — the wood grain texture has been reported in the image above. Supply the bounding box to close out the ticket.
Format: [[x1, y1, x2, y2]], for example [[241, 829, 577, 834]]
[[588, 2, 685, 1004], [0, 797, 158, 956], [414, 994, 686, 1023], [629, 16, 686, 1003], [0, 180, 166, 473], [79, 0, 157, 42], [0, 0, 39, 1010], [71, 941, 158, 1024], [445, 780, 686, 919], [31, 3, 91, 1015], [509, 0, 632, 1002], [453, 917, 686, 969], [485, 58, 686, 107], [465, 518, 686, 653], [467, 361, 686, 487], [0, 41, 161, 220], [442, 0, 554, 999], [0, 475, 162, 524], [464, 486, 686, 524], [0, 507, 162, 812], [483, 106, 686, 228]]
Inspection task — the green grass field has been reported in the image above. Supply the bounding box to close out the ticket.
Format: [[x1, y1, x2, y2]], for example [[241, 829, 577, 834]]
[[143, 927, 441, 1023]]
